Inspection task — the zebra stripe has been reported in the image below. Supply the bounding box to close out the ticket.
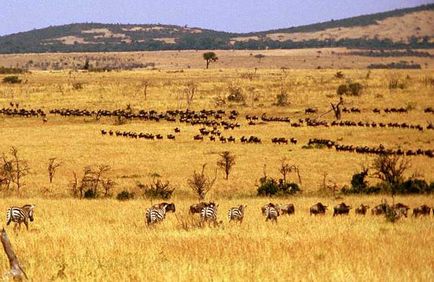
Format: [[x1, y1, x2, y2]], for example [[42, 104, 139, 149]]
[[200, 205, 218, 221], [6, 205, 35, 230], [265, 206, 279, 222], [145, 208, 166, 225], [228, 205, 246, 222]]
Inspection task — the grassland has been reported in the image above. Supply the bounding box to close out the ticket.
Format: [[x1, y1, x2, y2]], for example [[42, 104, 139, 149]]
[[0, 60, 433, 281]]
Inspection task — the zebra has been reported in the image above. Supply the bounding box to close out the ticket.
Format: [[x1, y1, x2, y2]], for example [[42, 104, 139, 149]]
[[264, 204, 279, 222], [228, 205, 247, 223], [145, 202, 176, 225], [200, 203, 218, 223], [6, 204, 35, 231]]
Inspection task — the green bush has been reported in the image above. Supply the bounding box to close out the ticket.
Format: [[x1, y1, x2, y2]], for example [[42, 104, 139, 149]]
[[257, 177, 301, 196], [2, 76, 22, 84], [397, 179, 433, 194], [341, 170, 381, 194], [116, 190, 135, 201]]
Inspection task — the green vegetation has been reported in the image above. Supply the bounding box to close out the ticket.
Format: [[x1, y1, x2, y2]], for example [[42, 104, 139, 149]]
[[0, 4, 432, 53]]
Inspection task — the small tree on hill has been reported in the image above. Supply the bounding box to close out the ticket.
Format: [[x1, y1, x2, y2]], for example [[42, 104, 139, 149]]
[[203, 52, 218, 69]]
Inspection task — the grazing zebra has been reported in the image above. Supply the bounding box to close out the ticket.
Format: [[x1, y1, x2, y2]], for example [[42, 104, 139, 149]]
[[200, 203, 218, 223], [6, 204, 35, 231], [145, 202, 176, 225], [228, 205, 247, 223], [264, 204, 279, 222]]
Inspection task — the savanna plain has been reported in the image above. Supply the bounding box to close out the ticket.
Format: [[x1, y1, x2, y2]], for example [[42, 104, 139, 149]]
[[0, 50, 433, 281]]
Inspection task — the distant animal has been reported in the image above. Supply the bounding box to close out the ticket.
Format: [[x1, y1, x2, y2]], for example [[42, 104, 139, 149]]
[[190, 202, 213, 214], [263, 203, 279, 222], [6, 204, 35, 231], [310, 202, 327, 215], [279, 203, 295, 215], [355, 204, 369, 215], [145, 202, 176, 225], [371, 201, 389, 215], [200, 203, 218, 223], [228, 205, 247, 223], [333, 202, 351, 216], [412, 205, 431, 217], [392, 203, 410, 218]]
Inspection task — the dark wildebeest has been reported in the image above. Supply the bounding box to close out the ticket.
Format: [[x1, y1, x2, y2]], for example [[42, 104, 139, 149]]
[[280, 203, 295, 215], [412, 205, 431, 217], [371, 201, 390, 215], [333, 202, 351, 216], [310, 202, 327, 215], [392, 203, 410, 218], [189, 202, 215, 214], [355, 204, 370, 215], [152, 202, 176, 213]]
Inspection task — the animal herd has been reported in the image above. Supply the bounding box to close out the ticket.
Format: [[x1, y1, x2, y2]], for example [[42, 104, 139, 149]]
[[308, 138, 434, 158], [4, 201, 432, 231]]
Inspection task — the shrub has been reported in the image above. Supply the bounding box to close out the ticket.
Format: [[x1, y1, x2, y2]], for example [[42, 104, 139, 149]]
[[116, 190, 135, 201], [137, 175, 175, 200], [336, 84, 348, 95], [227, 85, 245, 103], [397, 179, 433, 194], [257, 177, 301, 196], [348, 82, 363, 96], [274, 90, 289, 106], [2, 76, 22, 84], [84, 189, 97, 199]]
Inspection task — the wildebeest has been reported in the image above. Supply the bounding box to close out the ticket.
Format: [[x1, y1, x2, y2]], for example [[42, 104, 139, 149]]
[[333, 202, 351, 216], [279, 203, 295, 215], [189, 202, 214, 214], [412, 205, 431, 217], [392, 203, 410, 217], [310, 202, 327, 215], [371, 200, 390, 215], [355, 204, 369, 215]]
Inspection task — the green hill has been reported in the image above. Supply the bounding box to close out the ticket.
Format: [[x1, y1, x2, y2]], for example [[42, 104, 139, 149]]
[[0, 4, 433, 53]]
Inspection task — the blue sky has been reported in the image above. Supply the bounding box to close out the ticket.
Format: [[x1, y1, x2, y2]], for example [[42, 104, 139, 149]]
[[0, 0, 432, 35]]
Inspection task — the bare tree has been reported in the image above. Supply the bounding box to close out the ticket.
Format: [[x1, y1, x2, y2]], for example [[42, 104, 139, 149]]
[[279, 158, 302, 185], [187, 164, 217, 200], [47, 158, 62, 183], [8, 147, 29, 193], [372, 154, 411, 197], [139, 80, 150, 100], [184, 82, 197, 109], [71, 165, 113, 199], [217, 151, 236, 180], [331, 96, 344, 120]]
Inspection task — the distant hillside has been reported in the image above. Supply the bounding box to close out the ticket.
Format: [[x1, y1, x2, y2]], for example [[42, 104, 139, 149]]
[[0, 4, 433, 54]]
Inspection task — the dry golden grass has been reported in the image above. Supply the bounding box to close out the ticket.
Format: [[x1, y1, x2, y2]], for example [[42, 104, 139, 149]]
[[0, 66, 433, 280], [1, 48, 433, 70], [0, 196, 433, 281]]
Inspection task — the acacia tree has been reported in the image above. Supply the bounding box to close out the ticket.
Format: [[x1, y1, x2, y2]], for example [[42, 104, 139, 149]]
[[203, 52, 218, 69], [217, 151, 236, 180], [372, 154, 411, 198], [187, 164, 217, 200]]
